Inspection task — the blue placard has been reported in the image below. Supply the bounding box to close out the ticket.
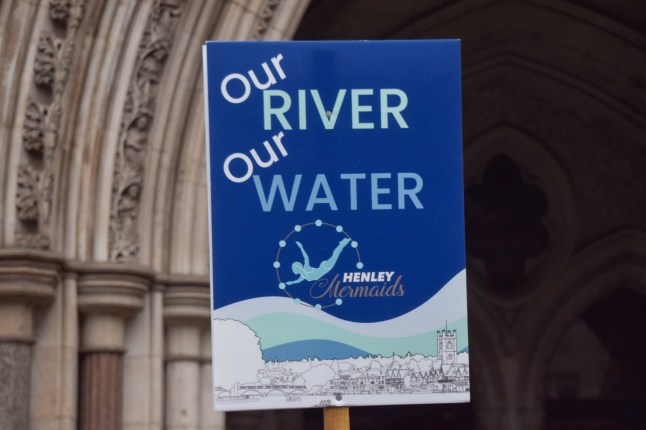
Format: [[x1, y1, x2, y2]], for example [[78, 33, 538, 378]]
[[204, 40, 468, 411]]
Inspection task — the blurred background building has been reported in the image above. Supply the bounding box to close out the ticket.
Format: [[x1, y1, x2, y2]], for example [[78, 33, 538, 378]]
[[1, 0, 645, 429]]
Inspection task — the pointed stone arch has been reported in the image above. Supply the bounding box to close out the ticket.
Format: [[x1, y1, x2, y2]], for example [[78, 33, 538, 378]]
[[464, 126, 576, 301], [517, 228, 646, 425]]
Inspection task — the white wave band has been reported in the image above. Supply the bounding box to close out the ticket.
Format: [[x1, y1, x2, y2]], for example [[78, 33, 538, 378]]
[[213, 269, 466, 339]]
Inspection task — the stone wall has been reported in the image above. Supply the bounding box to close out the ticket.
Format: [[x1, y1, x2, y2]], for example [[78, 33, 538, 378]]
[[0, 1, 310, 429]]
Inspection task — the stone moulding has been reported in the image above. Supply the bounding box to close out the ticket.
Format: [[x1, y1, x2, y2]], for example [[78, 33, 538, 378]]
[[76, 263, 155, 317], [22, 101, 49, 153], [160, 274, 211, 326], [49, 0, 72, 24], [14, 0, 85, 250], [34, 34, 59, 88], [109, 0, 186, 263], [0, 249, 213, 349], [0, 251, 62, 308], [14, 234, 52, 251], [16, 166, 44, 223], [251, 0, 282, 40]]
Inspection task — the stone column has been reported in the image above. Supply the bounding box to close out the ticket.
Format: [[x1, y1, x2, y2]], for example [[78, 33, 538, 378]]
[[165, 325, 202, 430], [149, 285, 165, 430], [0, 340, 32, 430], [78, 349, 124, 430], [163, 279, 210, 430], [200, 330, 225, 430], [30, 271, 79, 430], [0, 251, 58, 430], [120, 283, 165, 430], [77, 265, 150, 430]]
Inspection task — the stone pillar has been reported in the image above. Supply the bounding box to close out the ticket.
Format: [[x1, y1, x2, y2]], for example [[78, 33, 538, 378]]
[[165, 325, 202, 430], [122, 283, 165, 430], [149, 285, 165, 430], [30, 272, 79, 430], [163, 279, 210, 430], [0, 339, 32, 430], [78, 350, 124, 430], [0, 251, 58, 430], [200, 330, 225, 430], [77, 265, 150, 430], [78, 314, 126, 430]]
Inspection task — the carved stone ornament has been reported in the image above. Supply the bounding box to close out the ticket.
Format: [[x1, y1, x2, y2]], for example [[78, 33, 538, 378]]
[[16, 165, 54, 224], [55, 39, 75, 96], [22, 102, 48, 153], [15, 0, 85, 250], [109, 0, 185, 262], [14, 233, 52, 250], [34, 34, 60, 88], [49, 0, 71, 24], [49, 0, 84, 30], [34, 10, 80, 92], [16, 166, 41, 222], [252, 0, 281, 40]]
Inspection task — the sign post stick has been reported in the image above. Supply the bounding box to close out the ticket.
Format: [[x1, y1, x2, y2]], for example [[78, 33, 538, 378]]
[[324, 407, 350, 430]]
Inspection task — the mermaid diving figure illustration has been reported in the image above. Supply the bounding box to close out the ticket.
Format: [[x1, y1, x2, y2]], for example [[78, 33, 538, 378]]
[[286, 238, 350, 285]]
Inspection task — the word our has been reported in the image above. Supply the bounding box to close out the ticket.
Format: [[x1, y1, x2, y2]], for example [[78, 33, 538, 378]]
[[219, 54, 286, 104]]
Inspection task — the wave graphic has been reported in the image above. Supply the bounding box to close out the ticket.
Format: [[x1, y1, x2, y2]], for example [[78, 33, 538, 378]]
[[213, 269, 467, 339], [263, 340, 371, 361], [247, 313, 467, 357], [212, 269, 468, 358]]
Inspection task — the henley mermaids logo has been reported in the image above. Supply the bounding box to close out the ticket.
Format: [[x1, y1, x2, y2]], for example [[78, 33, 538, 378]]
[[274, 220, 405, 310], [310, 271, 404, 300]]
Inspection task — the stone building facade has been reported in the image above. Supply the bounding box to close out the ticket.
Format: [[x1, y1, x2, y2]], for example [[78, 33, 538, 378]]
[[0, 1, 309, 429], [1, 0, 645, 429]]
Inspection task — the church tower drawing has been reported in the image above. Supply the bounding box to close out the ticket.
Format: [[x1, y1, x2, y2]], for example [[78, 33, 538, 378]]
[[437, 326, 457, 365]]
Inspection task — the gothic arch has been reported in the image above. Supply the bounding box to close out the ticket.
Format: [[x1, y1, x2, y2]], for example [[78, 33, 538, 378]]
[[0, 1, 314, 428], [382, 3, 646, 428], [132, 0, 311, 273], [517, 228, 646, 411], [387, 0, 646, 265], [465, 280, 507, 408], [390, 0, 646, 132], [464, 125, 576, 303], [0, 0, 310, 263]]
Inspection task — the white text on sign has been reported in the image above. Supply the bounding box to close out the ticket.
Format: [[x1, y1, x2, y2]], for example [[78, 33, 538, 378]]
[[218, 53, 423, 213], [263, 89, 409, 130]]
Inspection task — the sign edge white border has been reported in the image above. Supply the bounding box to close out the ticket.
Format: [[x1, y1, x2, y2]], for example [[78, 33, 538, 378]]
[[202, 43, 218, 412]]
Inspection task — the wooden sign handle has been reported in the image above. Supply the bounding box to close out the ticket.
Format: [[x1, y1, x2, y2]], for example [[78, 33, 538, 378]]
[[324, 407, 350, 430]]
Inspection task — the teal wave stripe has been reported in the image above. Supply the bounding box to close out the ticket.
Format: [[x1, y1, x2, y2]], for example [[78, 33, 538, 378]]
[[263, 339, 371, 361], [244, 313, 468, 357]]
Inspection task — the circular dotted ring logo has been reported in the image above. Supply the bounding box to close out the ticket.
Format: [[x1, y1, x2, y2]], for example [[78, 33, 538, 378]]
[[274, 219, 362, 309]]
